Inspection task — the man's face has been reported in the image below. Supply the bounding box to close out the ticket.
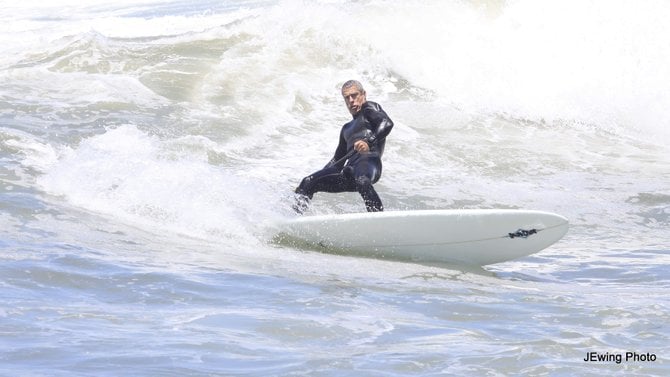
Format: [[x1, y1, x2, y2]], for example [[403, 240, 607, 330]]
[[342, 86, 366, 116]]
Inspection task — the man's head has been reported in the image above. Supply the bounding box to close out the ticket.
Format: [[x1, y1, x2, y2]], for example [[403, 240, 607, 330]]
[[341, 80, 367, 116]]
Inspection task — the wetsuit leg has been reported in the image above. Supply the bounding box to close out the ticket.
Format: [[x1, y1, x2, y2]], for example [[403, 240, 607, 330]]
[[351, 157, 383, 212], [295, 166, 356, 198], [293, 165, 356, 213], [293, 156, 383, 213]]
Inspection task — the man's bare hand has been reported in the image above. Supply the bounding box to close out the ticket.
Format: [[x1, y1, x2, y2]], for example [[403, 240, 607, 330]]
[[353, 140, 369, 153]]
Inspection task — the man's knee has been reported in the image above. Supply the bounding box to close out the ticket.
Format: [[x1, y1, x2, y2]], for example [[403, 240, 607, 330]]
[[354, 175, 372, 192]]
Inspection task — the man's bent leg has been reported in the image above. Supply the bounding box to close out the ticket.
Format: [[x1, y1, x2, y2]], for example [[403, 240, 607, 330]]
[[293, 166, 354, 214], [351, 157, 383, 212], [355, 175, 384, 212]]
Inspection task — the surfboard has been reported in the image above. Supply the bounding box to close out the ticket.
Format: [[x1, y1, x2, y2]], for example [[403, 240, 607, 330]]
[[273, 209, 568, 266]]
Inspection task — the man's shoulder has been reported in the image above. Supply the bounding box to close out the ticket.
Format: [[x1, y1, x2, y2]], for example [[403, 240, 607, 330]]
[[362, 101, 389, 119], [363, 101, 383, 112]]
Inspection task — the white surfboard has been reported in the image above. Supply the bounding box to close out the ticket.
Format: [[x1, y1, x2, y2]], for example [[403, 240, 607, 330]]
[[274, 209, 568, 266]]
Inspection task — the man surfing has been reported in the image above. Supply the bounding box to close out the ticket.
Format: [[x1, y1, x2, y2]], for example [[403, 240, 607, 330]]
[[293, 80, 394, 213]]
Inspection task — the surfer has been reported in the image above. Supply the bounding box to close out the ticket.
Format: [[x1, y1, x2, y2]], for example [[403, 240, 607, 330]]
[[293, 80, 394, 213]]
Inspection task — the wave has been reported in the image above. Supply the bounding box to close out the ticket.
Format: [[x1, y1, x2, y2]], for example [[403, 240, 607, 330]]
[[2, 0, 669, 245], [29, 125, 283, 243], [5, 0, 670, 143]]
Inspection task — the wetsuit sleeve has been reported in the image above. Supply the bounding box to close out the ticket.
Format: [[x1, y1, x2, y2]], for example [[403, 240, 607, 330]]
[[324, 128, 348, 168], [362, 102, 394, 146]]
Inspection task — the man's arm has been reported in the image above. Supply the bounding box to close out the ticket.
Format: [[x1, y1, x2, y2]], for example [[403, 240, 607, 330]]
[[324, 128, 348, 168], [362, 102, 393, 146]]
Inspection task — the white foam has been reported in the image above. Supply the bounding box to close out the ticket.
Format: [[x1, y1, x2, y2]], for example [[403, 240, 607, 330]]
[[6, 0, 670, 145], [36, 125, 278, 243], [362, 0, 670, 143]]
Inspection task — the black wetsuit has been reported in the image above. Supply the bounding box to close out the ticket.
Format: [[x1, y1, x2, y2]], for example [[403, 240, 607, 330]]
[[294, 101, 394, 212]]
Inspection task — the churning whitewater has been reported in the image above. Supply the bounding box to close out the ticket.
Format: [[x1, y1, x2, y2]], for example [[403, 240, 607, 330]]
[[1, 1, 668, 376]]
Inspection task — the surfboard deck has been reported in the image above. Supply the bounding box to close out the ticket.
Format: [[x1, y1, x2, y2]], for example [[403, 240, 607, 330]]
[[273, 209, 568, 266]]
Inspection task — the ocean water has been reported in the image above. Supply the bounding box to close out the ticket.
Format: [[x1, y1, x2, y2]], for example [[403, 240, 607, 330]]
[[1, 0, 669, 376]]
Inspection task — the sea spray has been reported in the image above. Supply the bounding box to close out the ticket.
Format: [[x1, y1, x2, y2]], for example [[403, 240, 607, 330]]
[[35, 125, 279, 243]]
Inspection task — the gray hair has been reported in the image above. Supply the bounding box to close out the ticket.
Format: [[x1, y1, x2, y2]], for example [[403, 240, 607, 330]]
[[341, 80, 365, 93]]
